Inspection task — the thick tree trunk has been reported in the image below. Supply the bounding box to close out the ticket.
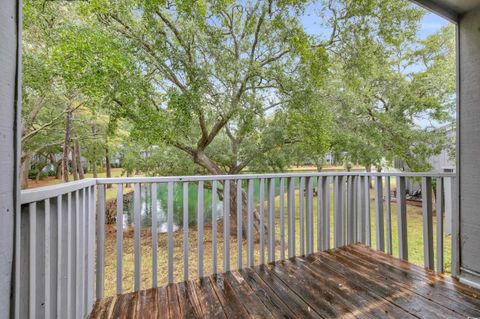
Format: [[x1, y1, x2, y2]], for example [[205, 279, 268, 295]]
[[92, 161, 98, 178], [193, 150, 265, 240], [75, 140, 84, 179], [63, 106, 72, 182], [105, 146, 112, 188], [91, 122, 98, 178], [55, 159, 63, 179], [20, 156, 30, 189], [71, 146, 79, 181]]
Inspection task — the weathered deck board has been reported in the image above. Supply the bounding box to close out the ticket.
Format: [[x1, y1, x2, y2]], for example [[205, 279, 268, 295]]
[[90, 244, 480, 319]]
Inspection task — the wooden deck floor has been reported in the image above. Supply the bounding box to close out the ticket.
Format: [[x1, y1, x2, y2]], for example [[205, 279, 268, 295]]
[[90, 244, 480, 318]]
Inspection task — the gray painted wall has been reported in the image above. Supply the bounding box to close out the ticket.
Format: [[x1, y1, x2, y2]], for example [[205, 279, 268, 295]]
[[459, 6, 480, 287], [0, 0, 20, 317]]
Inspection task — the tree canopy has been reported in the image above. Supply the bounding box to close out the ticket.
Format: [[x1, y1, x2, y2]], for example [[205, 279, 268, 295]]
[[21, 0, 456, 187]]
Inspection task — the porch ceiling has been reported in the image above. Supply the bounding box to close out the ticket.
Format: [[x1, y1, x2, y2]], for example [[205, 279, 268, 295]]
[[413, 0, 480, 21]]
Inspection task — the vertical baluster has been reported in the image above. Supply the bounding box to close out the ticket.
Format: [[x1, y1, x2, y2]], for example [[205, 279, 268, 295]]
[[317, 177, 322, 251], [223, 180, 230, 272], [353, 176, 358, 243], [436, 177, 444, 272], [66, 192, 72, 319], [56, 195, 62, 318], [347, 176, 355, 245], [183, 182, 189, 281], [340, 176, 346, 245], [287, 177, 296, 258], [279, 178, 285, 260], [87, 186, 96, 314], [385, 176, 392, 255], [375, 176, 385, 252], [299, 177, 305, 255], [259, 178, 265, 263], [81, 188, 86, 317], [29, 202, 36, 319], [306, 177, 313, 255], [75, 190, 82, 317], [365, 176, 371, 246], [44, 199, 51, 319], [198, 181, 204, 278], [133, 184, 141, 290], [212, 181, 218, 274], [151, 183, 158, 287], [397, 176, 408, 260], [14, 191, 21, 319], [247, 179, 254, 267], [358, 176, 366, 244], [422, 177, 434, 270], [96, 185, 105, 299], [167, 182, 174, 283], [450, 177, 459, 277], [334, 176, 341, 248], [323, 177, 330, 250], [115, 184, 123, 294], [268, 178, 276, 262], [237, 180, 243, 269]]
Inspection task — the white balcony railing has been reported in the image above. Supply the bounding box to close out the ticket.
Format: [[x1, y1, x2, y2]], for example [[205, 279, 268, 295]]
[[16, 171, 457, 319]]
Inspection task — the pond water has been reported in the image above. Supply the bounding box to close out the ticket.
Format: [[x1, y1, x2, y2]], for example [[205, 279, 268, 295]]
[[121, 172, 360, 233]]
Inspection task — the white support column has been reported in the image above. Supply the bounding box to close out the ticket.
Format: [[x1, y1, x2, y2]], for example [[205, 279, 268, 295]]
[[0, 0, 22, 318], [458, 6, 480, 287]]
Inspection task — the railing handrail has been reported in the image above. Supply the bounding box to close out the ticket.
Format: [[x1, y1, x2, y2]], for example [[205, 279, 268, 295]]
[[96, 171, 455, 184], [20, 178, 97, 204], [20, 172, 455, 204]]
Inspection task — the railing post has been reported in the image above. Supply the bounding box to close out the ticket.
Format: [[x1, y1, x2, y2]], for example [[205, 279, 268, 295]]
[[151, 183, 158, 287], [451, 177, 460, 277], [237, 180, 243, 270], [306, 177, 314, 255], [212, 181, 218, 274], [115, 184, 123, 294], [374, 176, 385, 252], [247, 179, 254, 267], [299, 177, 305, 255], [385, 176, 392, 255], [397, 176, 408, 260], [279, 178, 286, 260], [183, 182, 189, 281], [347, 176, 355, 245], [259, 178, 265, 264], [134, 184, 142, 290], [321, 176, 330, 250], [223, 180, 231, 272], [268, 178, 276, 262], [334, 176, 341, 248], [96, 185, 105, 299], [436, 177, 444, 273], [197, 181, 204, 278], [365, 176, 371, 246], [287, 177, 295, 258], [422, 177, 434, 270], [358, 176, 366, 244]]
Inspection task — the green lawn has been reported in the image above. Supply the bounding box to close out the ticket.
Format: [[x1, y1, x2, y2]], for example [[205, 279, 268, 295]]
[[102, 184, 451, 297]]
